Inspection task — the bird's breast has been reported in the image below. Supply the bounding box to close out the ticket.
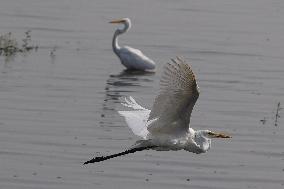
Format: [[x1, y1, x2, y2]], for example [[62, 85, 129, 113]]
[[149, 135, 188, 151]]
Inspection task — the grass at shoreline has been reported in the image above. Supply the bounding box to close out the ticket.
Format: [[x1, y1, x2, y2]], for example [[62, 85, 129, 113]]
[[0, 30, 38, 59]]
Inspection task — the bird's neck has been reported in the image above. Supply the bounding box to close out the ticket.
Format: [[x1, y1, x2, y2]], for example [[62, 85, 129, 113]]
[[183, 130, 211, 153], [112, 30, 121, 56], [112, 22, 130, 56]]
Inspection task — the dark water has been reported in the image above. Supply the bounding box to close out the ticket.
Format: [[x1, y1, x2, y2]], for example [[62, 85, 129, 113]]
[[0, 0, 284, 188]]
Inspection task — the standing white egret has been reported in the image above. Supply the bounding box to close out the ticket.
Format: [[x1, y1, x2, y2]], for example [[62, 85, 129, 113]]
[[109, 18, 156, 71], [84, 57, 231, 164]]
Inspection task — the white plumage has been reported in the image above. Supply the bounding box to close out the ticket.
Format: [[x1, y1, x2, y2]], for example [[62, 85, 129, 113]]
[[110, 18, 156, 71], [84, 57, 231, 164], [118, 96, 150, 139], [119, 57, 230, 149], [147, 57, 200, 135]]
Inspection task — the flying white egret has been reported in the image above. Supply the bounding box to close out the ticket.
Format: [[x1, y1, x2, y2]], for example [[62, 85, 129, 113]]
[[84, 57, 231, 164], [109, 18, 156, 71]]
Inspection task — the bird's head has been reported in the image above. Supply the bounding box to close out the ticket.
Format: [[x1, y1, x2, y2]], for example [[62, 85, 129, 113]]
[[191, 130, 231, 153], [109, 18, 131, 33]]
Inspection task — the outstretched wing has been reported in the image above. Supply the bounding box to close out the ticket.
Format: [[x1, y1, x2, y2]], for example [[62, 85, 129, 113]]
[[147, 57, 199, 135]]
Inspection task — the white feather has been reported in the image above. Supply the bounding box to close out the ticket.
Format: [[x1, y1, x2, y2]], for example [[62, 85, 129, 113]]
[[118, 97, 150, 139], [111, 18, 156, 71]]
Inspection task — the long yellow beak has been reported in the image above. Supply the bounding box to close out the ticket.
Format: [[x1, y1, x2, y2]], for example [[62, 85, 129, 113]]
[[209, 132, 232, 138], [109, 19, 125, 24]]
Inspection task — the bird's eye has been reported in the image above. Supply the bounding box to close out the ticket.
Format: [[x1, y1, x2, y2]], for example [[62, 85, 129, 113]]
[[208, 132, 214, 135]]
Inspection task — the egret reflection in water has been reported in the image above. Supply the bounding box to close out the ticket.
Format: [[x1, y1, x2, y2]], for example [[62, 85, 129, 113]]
[[100, 70, 155, 127]]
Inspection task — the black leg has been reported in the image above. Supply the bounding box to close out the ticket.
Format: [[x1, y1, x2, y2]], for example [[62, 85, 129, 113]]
[[84, 146, 156, 164]]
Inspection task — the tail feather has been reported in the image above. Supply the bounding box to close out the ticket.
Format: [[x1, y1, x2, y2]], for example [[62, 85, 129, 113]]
[[118, 96, 150, 139], [121, 96, 146, 110]]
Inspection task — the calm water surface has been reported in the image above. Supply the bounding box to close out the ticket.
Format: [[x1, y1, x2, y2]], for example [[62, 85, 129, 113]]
[[0, 0, 284, 188]]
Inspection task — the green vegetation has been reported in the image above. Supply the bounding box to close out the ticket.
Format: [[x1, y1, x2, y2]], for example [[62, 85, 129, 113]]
[[0, 30, 38, 57]]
